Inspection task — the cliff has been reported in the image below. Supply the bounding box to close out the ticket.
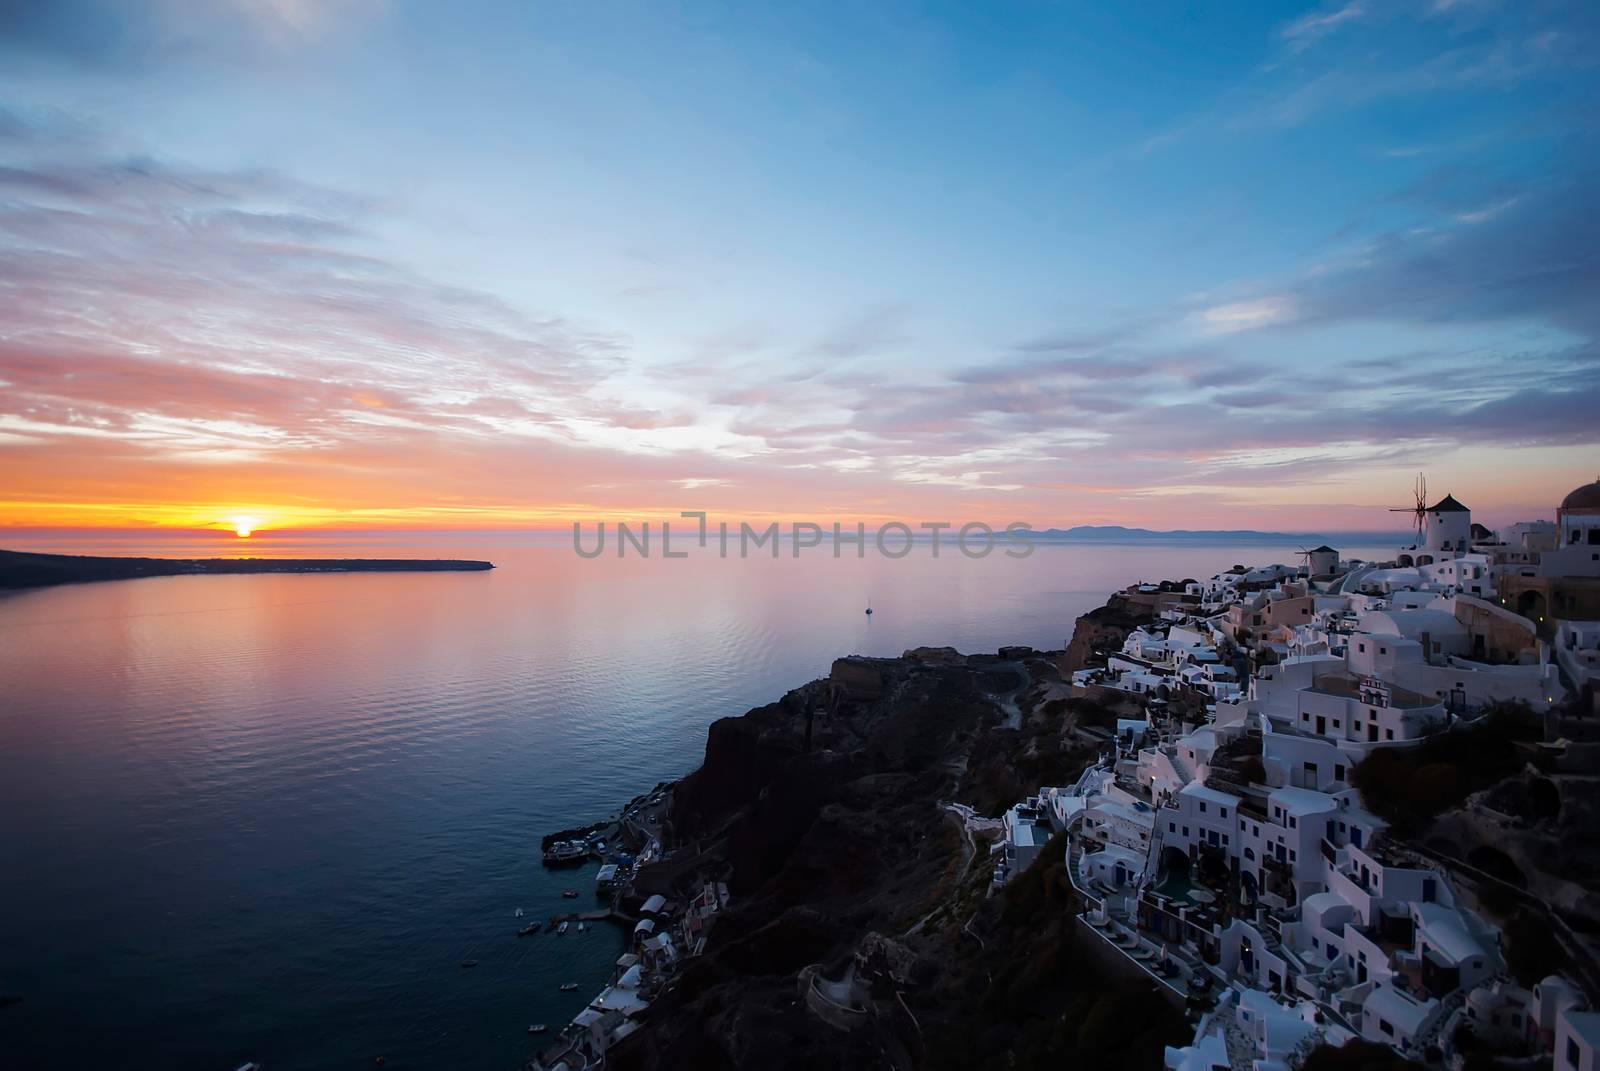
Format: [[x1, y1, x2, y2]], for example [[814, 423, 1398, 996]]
[[609, 643, 1186, 1070], [1056, 592, 1153, 674]]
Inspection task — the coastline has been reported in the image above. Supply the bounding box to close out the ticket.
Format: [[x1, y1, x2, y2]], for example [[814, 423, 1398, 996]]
[[523, 547, 1597, 1071], [526, 589, 1190, 1070], [0, 548, 495, 591]]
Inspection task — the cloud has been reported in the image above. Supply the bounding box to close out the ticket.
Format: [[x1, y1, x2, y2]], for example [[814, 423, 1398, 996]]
[[0, 0, 384, 70], [0, 129, 645, 485], [1199, 297, 1297, 334], [1291, 171, 1600, 336], [1280, 2, 1369, 52]]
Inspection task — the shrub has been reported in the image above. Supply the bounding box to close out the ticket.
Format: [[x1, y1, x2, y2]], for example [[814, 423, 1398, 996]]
[[1350, 701, 1535, 834]]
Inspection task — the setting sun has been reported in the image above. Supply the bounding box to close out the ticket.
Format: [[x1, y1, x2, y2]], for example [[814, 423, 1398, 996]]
[[227, 515, 259, 538]]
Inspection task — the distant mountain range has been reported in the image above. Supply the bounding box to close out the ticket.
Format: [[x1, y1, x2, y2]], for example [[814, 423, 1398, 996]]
[[1016, 525, 1405, 544]]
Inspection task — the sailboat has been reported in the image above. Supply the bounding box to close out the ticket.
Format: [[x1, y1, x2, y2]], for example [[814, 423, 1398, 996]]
[[865, 597, 873, 617]]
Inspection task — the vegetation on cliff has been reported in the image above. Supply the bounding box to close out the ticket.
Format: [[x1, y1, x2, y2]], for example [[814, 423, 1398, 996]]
[[1350, 702, 1541, 836]]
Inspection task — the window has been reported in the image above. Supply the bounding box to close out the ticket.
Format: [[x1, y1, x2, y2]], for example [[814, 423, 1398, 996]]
[[1359, 642, 1366, 652], [1220, 807, 1228, 819], [1183, 826, 1190, 838], [1567, 1037, 1579, 1067], [1380, 646, 1387, 655], [1199, 801, 1207, 813], [1169, 822, 1176, 833], [1335, 764, 1346, 781], [1288, 816, 1297, 829], [1386, 729, 1395, 740], [1302, 712, 1310, 722], [1289, 849, 1296, 861], [1380, 1019, 1394, 1037]]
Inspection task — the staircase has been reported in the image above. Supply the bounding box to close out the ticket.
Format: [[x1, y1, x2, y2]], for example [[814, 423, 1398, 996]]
[[1410, 989, 1464, 1059], [1212, 999, 1256, 1071]]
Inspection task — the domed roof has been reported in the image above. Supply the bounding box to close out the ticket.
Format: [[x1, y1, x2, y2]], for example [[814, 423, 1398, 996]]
[[1561, 479, 1600, 513]]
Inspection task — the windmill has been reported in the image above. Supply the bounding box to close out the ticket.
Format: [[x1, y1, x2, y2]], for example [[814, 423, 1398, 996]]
[[1390, 473, 1427, 547], [1296, 546, 1315, 575]]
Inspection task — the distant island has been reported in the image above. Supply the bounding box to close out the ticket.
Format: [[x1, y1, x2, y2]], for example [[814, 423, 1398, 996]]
[[1016, 524, 1403, 543], [0, 549, 494, 591]]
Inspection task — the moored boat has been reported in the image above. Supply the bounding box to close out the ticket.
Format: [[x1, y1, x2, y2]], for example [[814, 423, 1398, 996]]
[[541, 840, 588, 866]]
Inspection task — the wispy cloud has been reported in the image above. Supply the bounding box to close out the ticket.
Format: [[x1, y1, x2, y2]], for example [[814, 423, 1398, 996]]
[[1198, 297, 1298, 334], [1280, 1, 1369, 53]]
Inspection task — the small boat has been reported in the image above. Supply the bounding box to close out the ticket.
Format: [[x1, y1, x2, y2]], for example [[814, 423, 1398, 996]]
[[515, 907, 524, 918], [559, 983, 579, 992], [561, 890, 578, 899], [236, 1064, 262, 1071], [577, 922, 588, 933], [459, 959, 478, 969], [527, 1024, 548, 1035], [517, 922, 540, 937], [557, 921, 569, 935], [542, 840, 588, 867]]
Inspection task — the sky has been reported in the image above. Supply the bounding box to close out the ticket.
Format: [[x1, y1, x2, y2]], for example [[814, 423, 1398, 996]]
[[1, 0, 1597, 536]]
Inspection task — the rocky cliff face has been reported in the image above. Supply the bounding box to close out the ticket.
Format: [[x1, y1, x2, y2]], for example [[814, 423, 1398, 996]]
[[614, 644, 1185, 1070], [1057, 593, 1153, 675]]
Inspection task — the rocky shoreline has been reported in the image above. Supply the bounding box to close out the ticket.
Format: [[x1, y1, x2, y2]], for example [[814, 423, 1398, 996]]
[[535, 590, 1190, 1069]]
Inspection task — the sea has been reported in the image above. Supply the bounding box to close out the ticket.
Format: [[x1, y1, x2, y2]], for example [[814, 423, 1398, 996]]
[[0, 530, 1395, 1070]]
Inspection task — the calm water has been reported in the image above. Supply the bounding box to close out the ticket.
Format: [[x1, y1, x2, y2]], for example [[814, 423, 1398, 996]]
[[0, 532, 1390, 1070]]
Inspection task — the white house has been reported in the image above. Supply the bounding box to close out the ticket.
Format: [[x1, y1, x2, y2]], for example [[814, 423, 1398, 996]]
[[1557, 1010, 1600, 1071]]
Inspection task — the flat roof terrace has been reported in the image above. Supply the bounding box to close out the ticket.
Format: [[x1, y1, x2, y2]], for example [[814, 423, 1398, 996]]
[[1306, 672, 1435, 709]]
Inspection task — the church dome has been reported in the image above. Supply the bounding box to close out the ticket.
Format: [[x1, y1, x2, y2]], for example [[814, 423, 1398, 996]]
[[1560, 479, 1600, 514]]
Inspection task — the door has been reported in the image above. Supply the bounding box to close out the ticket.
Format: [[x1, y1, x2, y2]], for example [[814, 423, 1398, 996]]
[[1316, 715, 1326, 735]]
